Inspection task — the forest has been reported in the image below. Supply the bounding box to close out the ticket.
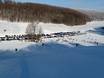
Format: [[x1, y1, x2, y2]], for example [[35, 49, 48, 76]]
[[0, 0, 91, 25]]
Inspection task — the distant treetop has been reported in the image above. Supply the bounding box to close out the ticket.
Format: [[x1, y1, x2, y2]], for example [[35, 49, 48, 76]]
[[0, 0, 15, 4]]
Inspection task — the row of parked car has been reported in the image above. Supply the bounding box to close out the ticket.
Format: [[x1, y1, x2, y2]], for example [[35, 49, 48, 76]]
[[43, 31, 81, 38], [0, 35, 24, 41], [0, 31, 81, 41]]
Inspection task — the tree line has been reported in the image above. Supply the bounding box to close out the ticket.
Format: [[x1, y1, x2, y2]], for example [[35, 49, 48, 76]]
[[0, 0, 15, 4], [0, 2, 91, 25]]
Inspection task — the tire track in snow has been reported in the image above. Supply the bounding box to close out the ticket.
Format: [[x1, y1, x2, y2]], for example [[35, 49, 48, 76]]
[[20, 56, 30, 78]]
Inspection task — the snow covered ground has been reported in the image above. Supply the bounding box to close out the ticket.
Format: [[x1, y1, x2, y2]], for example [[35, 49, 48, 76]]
[[0, 20, 104, 36], [0, 20, 104, 50], [0, 20, 29, 37], [40, 21, 104, 34], [0, 44, 104, 78], [0, 40, 36, 51], [0, 20, 104, 78]]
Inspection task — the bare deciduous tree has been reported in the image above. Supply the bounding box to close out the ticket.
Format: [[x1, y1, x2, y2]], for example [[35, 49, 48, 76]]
[[26, 21, 43, 42], [26, 21, 39, 35], [3, 0, 15, 4]]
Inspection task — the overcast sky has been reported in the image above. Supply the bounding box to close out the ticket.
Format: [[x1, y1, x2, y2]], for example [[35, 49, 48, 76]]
[[16, 0, 104, 10]]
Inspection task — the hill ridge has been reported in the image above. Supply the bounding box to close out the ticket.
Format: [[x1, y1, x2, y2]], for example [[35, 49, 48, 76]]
[[0, 3, 91, 25]]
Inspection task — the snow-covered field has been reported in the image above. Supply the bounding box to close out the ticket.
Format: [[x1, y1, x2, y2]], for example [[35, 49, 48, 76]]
[[0, 20, 104, 50], [0, 20, 104, 78], [40, 21, 104, 34], [0, 20, 29, 37], [0, 44, 104, 78]]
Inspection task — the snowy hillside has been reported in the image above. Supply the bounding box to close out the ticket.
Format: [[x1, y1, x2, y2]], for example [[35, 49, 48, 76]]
[[0, 20, 29, 37], [40, 21, 104, 34], [1, 20, 104, 36], [0, 20, 104, 78], [0, 20, 104, 50], [79, 10, 104, 21]]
